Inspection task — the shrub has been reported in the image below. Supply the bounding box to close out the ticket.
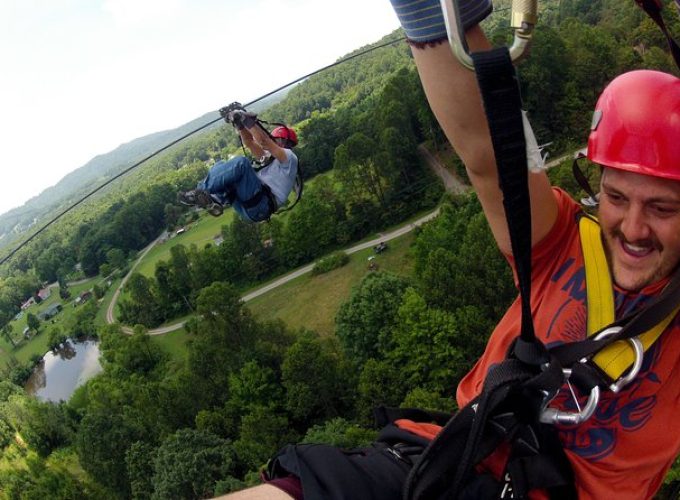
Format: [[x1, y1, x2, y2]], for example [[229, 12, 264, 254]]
[[311, 251, 349, 275]]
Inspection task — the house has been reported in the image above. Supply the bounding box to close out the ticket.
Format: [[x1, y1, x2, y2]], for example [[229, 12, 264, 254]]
[[38, 303, 63, 321], [37, 287, 51, 301], [20, 297, 36, 310]]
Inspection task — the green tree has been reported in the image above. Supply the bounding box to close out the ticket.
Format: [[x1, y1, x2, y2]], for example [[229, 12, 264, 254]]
[[388, 289, 491, 393], [185, 282, 260, 408], [227, 361, 282, 416], [106, 247, 127, 271], [355, 359, 407, 423], [151, 428, 235, 500], [233, 406, 295, 472], [2, 396, 74, 457], [1, 324, 16, 348], [335, 272, 411, 364], [301, 417, 377, 448], [118, 273, 162, 327], [282, 331, 353, 425], [76, 406, 146, 495], [126, 441, 156, 500], [26, 312, 40, 334]]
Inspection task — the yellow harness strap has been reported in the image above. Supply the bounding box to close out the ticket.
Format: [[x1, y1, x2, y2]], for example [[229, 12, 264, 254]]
[[579, 215, 680, 382]]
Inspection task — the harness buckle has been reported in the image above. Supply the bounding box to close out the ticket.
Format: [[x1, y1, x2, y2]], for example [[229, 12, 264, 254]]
[[440, 0, 537, 70]]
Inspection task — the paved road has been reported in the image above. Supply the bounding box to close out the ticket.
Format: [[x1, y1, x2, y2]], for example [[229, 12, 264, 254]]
[[106, 238, 161, 334], [108, 209, 441, 335]]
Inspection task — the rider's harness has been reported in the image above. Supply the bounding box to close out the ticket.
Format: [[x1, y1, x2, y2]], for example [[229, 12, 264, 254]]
[[401, 2, 680, 498]]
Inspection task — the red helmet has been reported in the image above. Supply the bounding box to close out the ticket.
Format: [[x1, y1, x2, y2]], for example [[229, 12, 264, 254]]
[[271, 126, 298, 147], [587, 70, 680, 181]]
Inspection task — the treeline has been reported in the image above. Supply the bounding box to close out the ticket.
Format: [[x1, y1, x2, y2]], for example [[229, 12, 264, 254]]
[[490, 0, 680, 151]]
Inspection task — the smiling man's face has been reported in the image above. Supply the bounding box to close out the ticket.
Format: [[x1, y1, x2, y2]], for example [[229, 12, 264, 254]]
[[598, 168, 680, 291]]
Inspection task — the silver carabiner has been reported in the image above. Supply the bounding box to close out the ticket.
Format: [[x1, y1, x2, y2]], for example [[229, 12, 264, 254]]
[[539, 385, 600, 426], [593, 327, 644, 393], [440, 0, 538, 70]]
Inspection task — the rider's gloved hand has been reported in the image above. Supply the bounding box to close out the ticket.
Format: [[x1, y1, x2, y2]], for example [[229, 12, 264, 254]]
[[389, 0, 493, 45], [241, 111, 258, 129], [229, 111, 245, 130], [231, 110, 258, 129]]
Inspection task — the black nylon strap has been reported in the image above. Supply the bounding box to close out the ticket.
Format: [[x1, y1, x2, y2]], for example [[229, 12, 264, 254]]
[[471, 48, 547, 364], [635, 0, 680, 70]]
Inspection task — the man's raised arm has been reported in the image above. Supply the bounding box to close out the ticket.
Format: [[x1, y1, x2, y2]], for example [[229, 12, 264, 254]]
[[391, 0, 558, 253]]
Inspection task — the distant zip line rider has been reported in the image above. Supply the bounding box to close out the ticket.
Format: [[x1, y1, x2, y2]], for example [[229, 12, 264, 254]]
[[178, 109, 298, 223], [218, 1, 680, 499]]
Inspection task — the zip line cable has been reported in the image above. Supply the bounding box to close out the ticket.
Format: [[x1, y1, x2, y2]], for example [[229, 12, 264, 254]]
[[0, 4, 515, 268], [0, 35, 406, 268]]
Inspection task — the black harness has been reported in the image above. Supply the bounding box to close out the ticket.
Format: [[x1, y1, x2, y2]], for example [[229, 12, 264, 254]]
[[240, 182, 279, 220]]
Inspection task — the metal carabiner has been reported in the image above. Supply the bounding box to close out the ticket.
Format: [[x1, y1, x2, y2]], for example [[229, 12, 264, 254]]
[[440, 0, 538, 70], [592, 327, 644, 393], [539, 384, 600, 426]]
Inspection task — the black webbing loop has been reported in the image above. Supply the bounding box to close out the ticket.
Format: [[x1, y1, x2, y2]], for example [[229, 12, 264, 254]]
[[471, 48, 547, 364], [635, 0, 680, 71]]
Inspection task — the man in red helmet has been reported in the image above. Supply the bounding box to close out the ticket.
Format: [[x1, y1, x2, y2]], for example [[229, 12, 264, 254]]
[[380, 1, 680, 499], [178, 110, 298, 223], [219, 2, 680, 499]]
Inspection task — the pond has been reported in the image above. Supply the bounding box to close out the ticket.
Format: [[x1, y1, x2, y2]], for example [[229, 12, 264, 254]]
[[25, 339, 103, 402]]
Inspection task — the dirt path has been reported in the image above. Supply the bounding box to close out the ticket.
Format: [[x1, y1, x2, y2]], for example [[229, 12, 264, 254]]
[[417, 144, 468, 195]]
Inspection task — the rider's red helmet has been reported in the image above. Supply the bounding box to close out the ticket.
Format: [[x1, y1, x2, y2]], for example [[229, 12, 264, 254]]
[[587, 70, 680, 181], [271, 126, 298, 147]]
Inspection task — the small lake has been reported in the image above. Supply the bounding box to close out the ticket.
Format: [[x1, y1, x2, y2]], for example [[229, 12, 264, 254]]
[[25, 340, 103, 402]]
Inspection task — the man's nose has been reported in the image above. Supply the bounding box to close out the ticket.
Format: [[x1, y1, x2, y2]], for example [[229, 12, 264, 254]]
[[619, 205, 651, 242]]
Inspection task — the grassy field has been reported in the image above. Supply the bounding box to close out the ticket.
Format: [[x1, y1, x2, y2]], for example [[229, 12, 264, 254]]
[[134, 209, 235, 278], [150, 327, 189, 362], [246, 232, 416, 336]]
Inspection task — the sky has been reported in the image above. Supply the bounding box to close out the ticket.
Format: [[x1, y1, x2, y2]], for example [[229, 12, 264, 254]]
[[0, 0, 400, 216]]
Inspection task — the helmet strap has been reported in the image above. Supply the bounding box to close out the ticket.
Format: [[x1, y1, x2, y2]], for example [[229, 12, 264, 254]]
[[572, 154, 600, 207]]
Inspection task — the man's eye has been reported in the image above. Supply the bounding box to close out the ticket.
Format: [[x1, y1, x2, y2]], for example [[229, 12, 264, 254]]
[[605, 192, 624, 204], [651, 204, 680, 217]]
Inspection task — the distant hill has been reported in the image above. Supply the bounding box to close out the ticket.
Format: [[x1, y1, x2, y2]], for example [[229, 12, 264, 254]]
[[0, 92, 286, 250]]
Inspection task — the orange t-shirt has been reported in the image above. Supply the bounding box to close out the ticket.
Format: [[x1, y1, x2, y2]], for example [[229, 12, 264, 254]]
[[454, 188, 680, 499]]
